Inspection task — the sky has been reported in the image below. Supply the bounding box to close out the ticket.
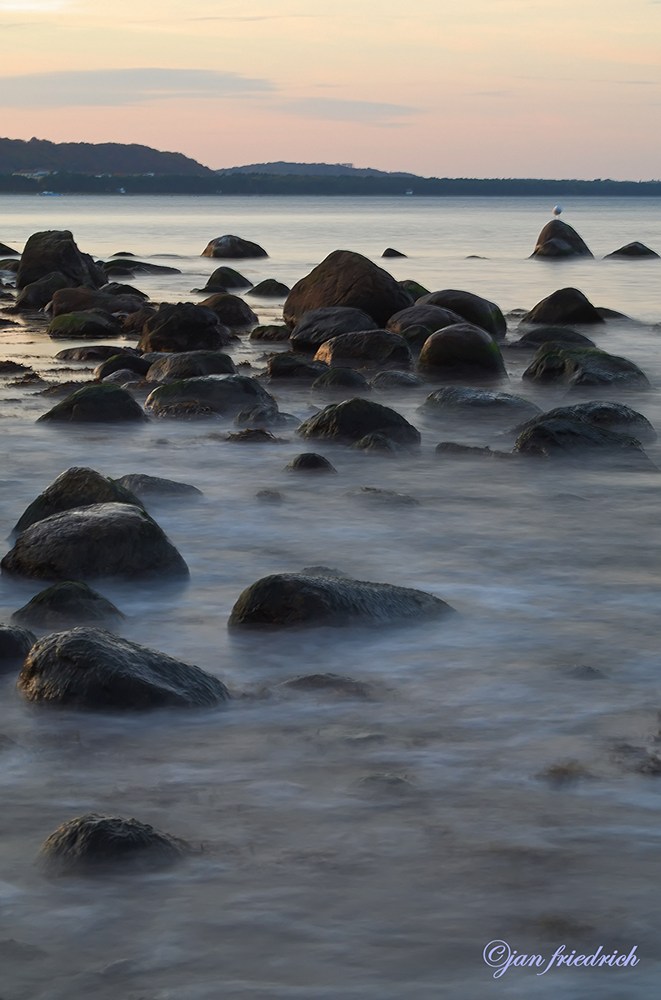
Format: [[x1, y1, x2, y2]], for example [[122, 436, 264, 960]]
[[0, 0, 659, 179]]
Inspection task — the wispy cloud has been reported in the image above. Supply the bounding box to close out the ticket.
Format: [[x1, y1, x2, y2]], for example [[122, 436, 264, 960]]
[[0, 0, 69, 8], [0, 67, 275, 108], [279, 97, 419, 125]]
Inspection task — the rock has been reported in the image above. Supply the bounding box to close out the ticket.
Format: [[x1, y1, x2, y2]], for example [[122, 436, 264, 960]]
[[121, 305, 157, 335], [2, 503, 189, 582], [16, 230, 105, 290], [416, 289, 507, 340], [509, 326, 597, 349], [284, 250, 413, 329], [137, 303, 231, 353], [382, 248, 407, 258], [145, 351, 236, 383], [0, 257, 19, 273], [513, 417, 654, 468], [100, 281, 149, 300], [50, 287, 146, 317], [370, 370, 423, 389], [226, 428, 280, 444], [279, 673, 373, 697], [197, 293, 258, 330], [39, 813, 189, 875], [249, 324, 290, 342], [234, 401, 283, 428], [13, 466, 143, 534], [20, 627, 227, 710], [352, 432, 406, 454], [348, 486, 419, 506], [101, 370, 140, 386], [435, 442, 514, 460], [285, 453, 337, 474], [418, 323, 507, 378], [531, 219, 593, 258], [313, 330, 412, 369], [48, 311, 122, 340], [248, 279, 290, 298], [420, 386, 541, 422], [145, 374, 276, 418], [95, 354, 152, 381], [298, 397, 420, 446], [114, 474, 203, 498], [256, 489, 284, 503], [512, 402, 657, 444], [604, 242, 659, 259], [0, 360, 31, 374], [38, 384, 146, 423], [386, 304, 464, 340], [201, 235, 268, 259], [228, 572, 453, 627], [15, 271, 70, 311], [200, 265, 252, 290], [0, 241, 18, 255], [290, 306, 379, 352], [55, 345, 138, 362], [521, 287, 604, 326], [312, 367, 371, 391], [0, 625, 36, 669], [522, 345, 650, 389], [103, 259, 181, 277], [265, 353, 328, 380], [12, 582, 124, 629]]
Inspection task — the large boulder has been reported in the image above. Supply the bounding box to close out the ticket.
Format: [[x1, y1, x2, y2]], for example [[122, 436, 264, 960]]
[[283, 250, 413, 329], [511, 401, 657, 444], [418, 323, 506, 378], [522, 345, 650, 389], [39, 813, 189, 876], [313, 330, 412, 369], [298, 397, 420, 446], [521, 288, 604, 326], [198, 293, 258, 330], [38, 384, 146, 423], [201, 235, 268, 259], [19, 627, 228, 710], [2, 503, 189, 582], [137, 303, 230, 353], [14, 466, 143, 533], [145, 351, 236, 383], [416, 290, 506, 340], [0, 624, 36, 670], [420, 386, 541, 422], [50, 287, 146, 317], [12, 581, 124, 629], [290, 306, 379, 352], [228, 572, 453, 628], [513, 417, 654, 468], [15, 271, 70, 311], [48, 310, 122, 340], [604, 242, 660, 260], [145, 374, 276, 418], [531, 219, 593, 258], [16, 230, 105, 290]]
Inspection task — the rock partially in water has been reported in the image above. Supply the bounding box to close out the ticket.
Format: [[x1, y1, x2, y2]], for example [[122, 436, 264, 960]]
[[312, 367, 371, 392], [50, 287, 146, 318], [198, 293, 258, 331], [509, 326, 597, 350], [285, 452, 337, 474], [279, 673, 373, 698], [114, 473, 203, 498], [16, 230, 105, 291], [370, 369, 423, 390], [417, 289, 507, 340], [265, 353, 328, 381], [15, 271, 70, 311], [249, 324, 290, 342], [0, 624, 36, 670], [347, 486, 420, 506], [226, 428, 281, 444], [19, 627, 228, 709], [14, 466, 143, 533], [201, 235, 268, 259], [531, 219, 593, 259], [55, 345, 139, 363], [146, 374, 276, 418], [248, 279, 290, 298], [138, 302, 231, 353], [298, 397, 420, 446], [228, 572, 454, 628], [352, 432, 407, 455], [2, 503, 189, 582], [418, 324, 506, 378], [420, 386, 541, 422], [382, 247, 407, 258], [145, 350, 236, 383], [313, 330, 412, 369], [513, 417, 655, 468], [386, 304, 464, 340], [511, 401, 657, 444], [435, 442, 514, 461], [290, 305, 379, 352], [94, 354, 151, 381], [521, 287, 604, 326], [12, 582, 124, 629], [39, 813, 189, 876], [604, 241, 659, 260], [522, 345, 650, 389], [38, 384, 146, 423], [200, 265, 252, 290]]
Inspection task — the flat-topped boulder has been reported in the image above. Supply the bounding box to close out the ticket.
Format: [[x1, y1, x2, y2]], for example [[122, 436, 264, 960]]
[[145, 374, 276, 418], [418, 323, 506, 378], [201, 234, 268, 258], [313, 330, 412, 369], [13, 466, 143, 533], [511, 401, 656, 443], [19, 627, 228, 710], [509, 326, 596, 350], [38, 384, 146, 423], [228, 572, 454, 628], [48, 310, 123, 340], [284, 250, 413, 329], [138, 302, 231, 353], [2, 503, 189, 582], [416, 289, 506, 340], [16, 230, 105, 290], [290, 306, 379, 352], [420, 386, 540, 421], [94, 354, 152, 381], [50, 287, 146, 317], [145, 351, 236, 383], [531, 219, 593, 258], [265, 353, 328, 381], [521, 287, 604, 326], [298, 397, 420, 446], [522, 345, 649, 389]]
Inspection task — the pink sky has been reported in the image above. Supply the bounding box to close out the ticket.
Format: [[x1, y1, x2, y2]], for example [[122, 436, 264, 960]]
[[0, 0, 659, 179]]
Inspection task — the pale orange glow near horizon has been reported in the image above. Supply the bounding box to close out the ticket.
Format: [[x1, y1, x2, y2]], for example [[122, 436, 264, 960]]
[[0, 0, 659, 179]]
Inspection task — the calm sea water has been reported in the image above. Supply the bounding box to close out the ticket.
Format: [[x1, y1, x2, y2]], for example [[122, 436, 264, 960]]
[[0, 195, 660, 999]]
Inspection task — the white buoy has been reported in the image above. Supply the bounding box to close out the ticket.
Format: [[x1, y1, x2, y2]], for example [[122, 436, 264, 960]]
[[552, 204, 563, 216]]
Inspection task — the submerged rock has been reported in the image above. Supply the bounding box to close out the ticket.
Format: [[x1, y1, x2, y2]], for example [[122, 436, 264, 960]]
[[2, 503, 189, 582], [228, 572, 454, 627], [298, 397, 420, 446], [114, 473, 203, 498], [248, 279, 290, 297], [14, 466, 143, 533], [279, 673, 373, 697], [200, 265, 252, 290], [39, 813, 189, 876], [37, 384, 146, 423], [19, 627, 228, 709], [12, 582, 124, 629], [55, 345, 139, 363], [522, 345, 649, 389], [0, 624, 36, 669]]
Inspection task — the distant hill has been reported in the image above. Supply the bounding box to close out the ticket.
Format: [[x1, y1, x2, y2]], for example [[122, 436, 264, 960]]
[[0, 137, 212, 176], [216, 161, 416, 178]]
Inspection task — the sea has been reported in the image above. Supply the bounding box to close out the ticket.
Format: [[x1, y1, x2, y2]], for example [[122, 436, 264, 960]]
[[0, 194, 660, 999]]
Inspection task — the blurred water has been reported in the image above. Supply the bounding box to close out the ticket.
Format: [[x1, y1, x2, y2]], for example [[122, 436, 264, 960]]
[[0, 196, 660, 999]]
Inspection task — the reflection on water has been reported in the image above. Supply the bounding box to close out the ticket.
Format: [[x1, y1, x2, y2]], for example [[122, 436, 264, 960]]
[[0, 198, 660, 998]]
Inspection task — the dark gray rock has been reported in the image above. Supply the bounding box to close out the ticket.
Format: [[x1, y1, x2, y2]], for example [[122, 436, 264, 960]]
[[138, 302, 231, 353], [521, 287, 604, 326], [38, 384, 146, 423], [197, 293, 258, 331], [604, 242, 659, 260], [420, 386, 541, 421], [286, 453, 337, 474], [382, 248, 407, 258], [522, 345, 649, 389], [94, 354, 151, 381], [226, 428, 281, 444], [12, 582, 124, 629], [55, 345, 139, 362], [418, 323, 506, 378], [531, 219, 593, 258], [513, 417, 654, 468], [39, 813, 189, 876], [48, 311, 122, 340], [290, 306, 379, 351], [228, 572, 454, 628], [399, 279, 429, 299], [2, 503, 189, 582], [114, 474, 203, 498], [14, 466, 143, 533], [0, 241, 18, 255], [435, 442, 514, 461], [314, 330, 412, 369], [201, 235, 268, 259], [347, 486, 419, 506], [200, 265, 252, 290], [103, 259, 181, 277], [145, 351, 236, 383], [298, 397, 420, 446], [509, 326, 597, 350], [50, 287, 146, 317], [0, 624, 36, 669], [370, 370, 423, 389], [312, 367, 371, 391], [15, 271, 70, 311], [512, 402, 656, 444], [265, 353, 328, 380], [16, 230, 105, 290], [352, 432, 407, 454], [145, 374, 276, 418], [249, 324, 290, 342], [416, 289, 506, 340], [248, 279, 290, 298], [386, 304, 464, 340]]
